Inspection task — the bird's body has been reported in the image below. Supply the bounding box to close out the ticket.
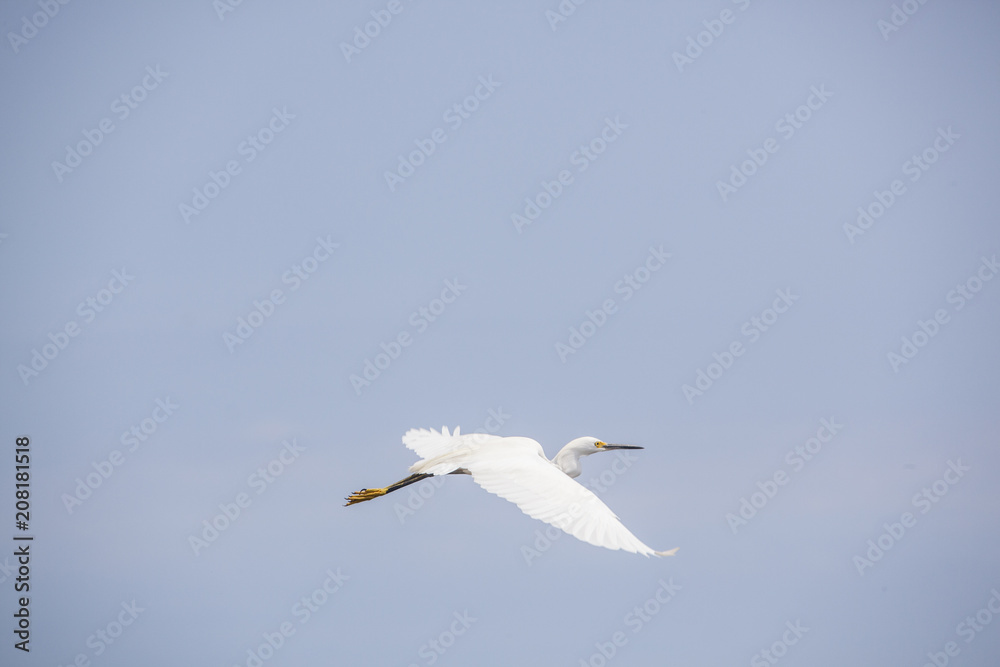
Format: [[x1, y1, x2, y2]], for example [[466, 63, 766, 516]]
[[346, 427, 678, 558]]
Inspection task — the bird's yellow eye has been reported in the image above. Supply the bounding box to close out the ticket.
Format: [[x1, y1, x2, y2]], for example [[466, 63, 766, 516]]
[[595, 441, 607, 448]]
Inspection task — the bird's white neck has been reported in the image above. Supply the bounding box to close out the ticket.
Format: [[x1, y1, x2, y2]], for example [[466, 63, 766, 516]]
[[552, 444, 591, 478]]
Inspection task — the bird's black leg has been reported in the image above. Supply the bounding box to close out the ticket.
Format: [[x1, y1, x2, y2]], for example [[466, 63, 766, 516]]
[[345, 473, 434, 506]]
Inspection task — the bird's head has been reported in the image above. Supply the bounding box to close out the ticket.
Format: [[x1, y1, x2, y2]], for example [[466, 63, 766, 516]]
[[553, 437, 644, 477]]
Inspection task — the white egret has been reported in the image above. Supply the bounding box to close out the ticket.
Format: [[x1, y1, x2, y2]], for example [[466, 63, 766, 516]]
[[346, 427, 678, 557]]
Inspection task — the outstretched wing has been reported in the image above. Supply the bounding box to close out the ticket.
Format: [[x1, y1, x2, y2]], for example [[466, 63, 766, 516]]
[[463, 440, 677, 557], [403, 426, 507, 476], [402, 426, 467, 459]]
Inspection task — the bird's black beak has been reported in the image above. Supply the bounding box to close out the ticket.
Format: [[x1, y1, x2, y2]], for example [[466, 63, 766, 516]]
[[596, 442, 643, 451]]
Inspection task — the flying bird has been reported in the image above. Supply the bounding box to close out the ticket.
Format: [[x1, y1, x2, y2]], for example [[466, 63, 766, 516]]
[[346, 427, 678, 557]]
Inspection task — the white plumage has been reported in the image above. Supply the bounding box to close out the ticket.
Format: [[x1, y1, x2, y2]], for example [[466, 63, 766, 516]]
[[347, 426, 677, 558]]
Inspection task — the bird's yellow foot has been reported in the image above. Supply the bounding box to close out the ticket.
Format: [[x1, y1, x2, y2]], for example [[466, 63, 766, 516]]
[[345, 487, 387, 506]]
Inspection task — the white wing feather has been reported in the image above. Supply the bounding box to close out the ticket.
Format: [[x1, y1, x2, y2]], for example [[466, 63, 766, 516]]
[[403, 427, 508, 475], [403, 426, 469, 459], [402, 428, 677, 557]]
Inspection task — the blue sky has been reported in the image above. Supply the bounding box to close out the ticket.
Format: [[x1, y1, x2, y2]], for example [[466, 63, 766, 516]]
[[1, 1, 999, 665]]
